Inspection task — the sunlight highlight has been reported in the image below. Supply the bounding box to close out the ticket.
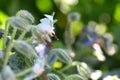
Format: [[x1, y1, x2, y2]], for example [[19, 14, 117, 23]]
[[93, 43, 106, 61], [91, 70, 102, 80]]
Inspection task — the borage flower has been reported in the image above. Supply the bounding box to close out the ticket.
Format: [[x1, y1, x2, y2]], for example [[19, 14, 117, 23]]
[[35, 44, 56, 64], [37, 13, 58, 40], [35, 44, 50, 59]]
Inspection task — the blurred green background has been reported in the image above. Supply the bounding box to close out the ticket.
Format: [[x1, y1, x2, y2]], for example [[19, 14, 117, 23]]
[[0, 0, 120, 77]]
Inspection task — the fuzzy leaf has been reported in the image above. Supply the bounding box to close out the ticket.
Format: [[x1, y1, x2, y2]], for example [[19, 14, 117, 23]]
[[65, 74, 83, 80], [47, 73, 61, 80]]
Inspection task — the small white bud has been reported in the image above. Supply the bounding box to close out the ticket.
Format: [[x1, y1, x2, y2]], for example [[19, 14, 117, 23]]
[[68, 12, 80, 22]]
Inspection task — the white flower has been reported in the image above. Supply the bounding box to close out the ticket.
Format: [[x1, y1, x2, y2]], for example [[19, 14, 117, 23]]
[[103, 75, 120, 80], [91, 70, 102, 80], [37, 13, 57, 37], [32, 59, 45, 75], [35, 44, 50, 58], [35, 44, 46, 58]]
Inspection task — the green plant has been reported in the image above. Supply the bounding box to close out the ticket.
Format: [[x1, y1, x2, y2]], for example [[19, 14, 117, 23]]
[[0, 10, 119, 80]]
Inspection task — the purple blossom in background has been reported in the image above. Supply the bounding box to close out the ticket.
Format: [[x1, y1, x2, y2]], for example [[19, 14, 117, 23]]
[[35, 44, 57, 64], [35, 44, 50, 58]]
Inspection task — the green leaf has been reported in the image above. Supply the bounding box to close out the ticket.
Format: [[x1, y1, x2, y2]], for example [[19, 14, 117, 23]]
[[65, 74, 83, 80], [36, 0, 53, 12], [0, 11, 8, 29], [47, 73, 61, 80]]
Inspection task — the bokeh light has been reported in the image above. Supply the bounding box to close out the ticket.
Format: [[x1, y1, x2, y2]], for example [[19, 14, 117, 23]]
[[114, 3, 120, 23]]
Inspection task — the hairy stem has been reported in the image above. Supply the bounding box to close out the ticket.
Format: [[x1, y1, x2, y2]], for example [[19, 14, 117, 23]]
[[18, 31, 27, 40], [3, 43, 13, 66], [11, 29, 17, 42], [60, 61, 78, 72], [3, 21, 9, 51], [26, 36, 34, 43], [16, 67, 32, 78]]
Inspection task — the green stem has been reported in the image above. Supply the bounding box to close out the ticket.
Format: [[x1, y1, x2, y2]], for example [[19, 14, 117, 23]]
[[64, 23, 73, 50], [3, 22, 9, 51], [18, 31, 27, 40], [52, 69, 66, 79], [10, 29, 17, 42], [60, 61, 78, 72], [60, 64, 72, 72], [16, 67, 32, 78], [26, 36, 34, 43], [3, 43, 13, 66]]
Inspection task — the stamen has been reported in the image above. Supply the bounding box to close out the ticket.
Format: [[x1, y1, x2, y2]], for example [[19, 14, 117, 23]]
[[52, 33, 59, 40], [44, 39, 53, 48], [40, 72, 48, 80]]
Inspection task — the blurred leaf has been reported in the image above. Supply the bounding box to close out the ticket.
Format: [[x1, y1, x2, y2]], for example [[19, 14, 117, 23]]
[[71, 21, 83, 37], [114, 3, 120, 23], [52, 41, 64, 48], [65, 74, 83, 80], [47, 73, 61, 80], [0, 39, 3, 49], [9, 53, 32, 73], [94, 0, 105, 5], [36, 0, 53, 12], [0, 11, 8, 29]]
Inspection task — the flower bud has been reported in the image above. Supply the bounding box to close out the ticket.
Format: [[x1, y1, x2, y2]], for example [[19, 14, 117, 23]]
[[31, 26, 52, 45], [31, 26, 42, 40], [16, 10, 35, 23], [47, 73, 61, 80], [68, 12, 80, 22], [49, 48, 72, 64], [13, 40, 38, 59], [1, 66, 16, 80], [76, 62, 91, 80], [7, 16, 31, 31], [32, 59, 45, 75]]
